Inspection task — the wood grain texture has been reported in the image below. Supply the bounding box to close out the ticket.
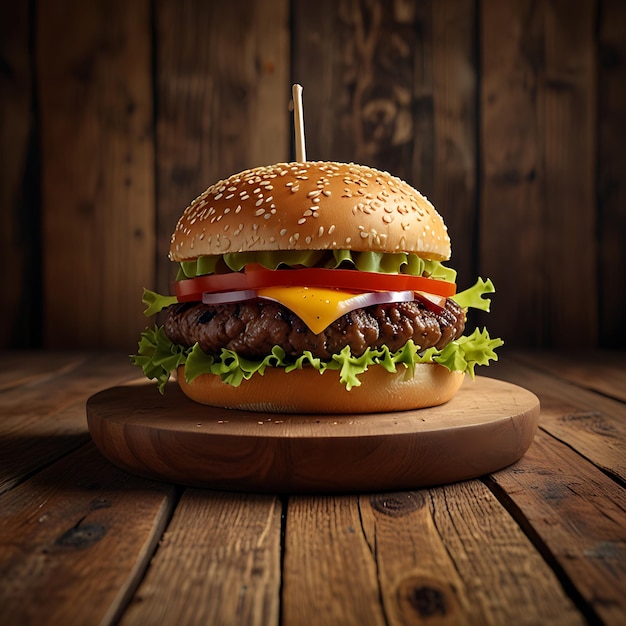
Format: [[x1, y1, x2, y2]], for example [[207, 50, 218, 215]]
[[37, 0, 155, 349], [86, 376, 539, 492], [283, 485, 583, 625], [542, 0, 597, 348], [432, 0, 477, 289], [480, 0, 597, 348], [598, 0, 626, 349], [480, 0, 546, 346], [154, 0, 290, 296], [490, 354, 626, 483], [121, 489, 281, 626], [0, 2, 625, 352], [0, 443, 176, 626], [364, 483, 583, 625], [0, 350, 624, 624], [292, 0, 435, 189], [0, 352, 140, 494], [0, 0, 39, 348], [513, 350, 626, 403], [487, 429, 626, 625], [282, 495, 387, 626]]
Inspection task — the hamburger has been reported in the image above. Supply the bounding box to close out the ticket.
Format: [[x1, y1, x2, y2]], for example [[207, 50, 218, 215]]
[[132, 161, 502, 413]]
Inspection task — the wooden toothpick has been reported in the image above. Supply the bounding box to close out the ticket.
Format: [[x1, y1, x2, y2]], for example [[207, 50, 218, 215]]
[[292, 84, 306, 162]]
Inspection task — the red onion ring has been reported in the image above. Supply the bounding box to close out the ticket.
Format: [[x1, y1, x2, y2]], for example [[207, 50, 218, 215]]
[[202, 288, 418, 320], [202, 289, 259, 305]]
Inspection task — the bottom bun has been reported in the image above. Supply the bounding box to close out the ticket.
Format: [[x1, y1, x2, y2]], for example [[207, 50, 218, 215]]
[[176, 364, 464, 414]]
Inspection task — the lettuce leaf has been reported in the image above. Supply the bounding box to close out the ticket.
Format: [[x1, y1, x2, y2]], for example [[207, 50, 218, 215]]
[[141, 288, 178, 316], [131, 325, 503, 393], [177, 249, 457, 282], [451, 278, 495, 312]]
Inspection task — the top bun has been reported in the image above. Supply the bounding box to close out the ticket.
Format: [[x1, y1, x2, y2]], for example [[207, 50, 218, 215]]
[[169, 161, 451, 262]]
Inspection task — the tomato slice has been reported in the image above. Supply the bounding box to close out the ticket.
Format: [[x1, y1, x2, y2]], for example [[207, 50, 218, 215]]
[[247, 266, 456, 296], [174, 264, 456, 302], [174, 272, 249, 302]]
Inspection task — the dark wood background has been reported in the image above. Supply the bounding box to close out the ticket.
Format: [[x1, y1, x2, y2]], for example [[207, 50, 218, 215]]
[[1, 0, 624, 352]]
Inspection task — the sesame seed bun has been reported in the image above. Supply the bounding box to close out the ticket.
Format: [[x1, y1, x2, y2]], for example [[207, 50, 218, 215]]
[[169, 161, 451, 262], [176, 363, 464, 414]]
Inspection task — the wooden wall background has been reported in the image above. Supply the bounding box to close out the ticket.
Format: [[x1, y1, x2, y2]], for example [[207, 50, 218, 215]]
[[1, 0, 624, 352]]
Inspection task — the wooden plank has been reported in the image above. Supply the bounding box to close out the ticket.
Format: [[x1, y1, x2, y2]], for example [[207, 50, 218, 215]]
[[360, 490, 473, 626], [542, 0, 597, 348], [283, 487, 582, 625], [282, 495, 387, 625], [0, 353, 139, 494], [432, 0, 477, 290], [37, 0, 155, 349], [365, 484, 583, 625], [292, 0, 434, 191], [120, 489, 282, 626], [513, 350, 626, 403], [487, 429, 626, 625], [0, 0, 38, 349], [427, 483, 586, 625], [0, 443, 176, 626], [154, 0, 289, 296], [290, 0, 348, 162], [480, 0, 545, 346], [490, 355, 626, 483], [480, 0, 597, 349], [597, 0, 626, 349], [0, 351, 91, 392]]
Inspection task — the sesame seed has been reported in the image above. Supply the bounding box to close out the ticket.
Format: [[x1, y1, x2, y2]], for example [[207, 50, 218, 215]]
[[280, 228, 287, 236], [328, 225, 336, 234], [255, 208, 265, 216], [255, 198, 263, 206], [297, 218, 306, 225]]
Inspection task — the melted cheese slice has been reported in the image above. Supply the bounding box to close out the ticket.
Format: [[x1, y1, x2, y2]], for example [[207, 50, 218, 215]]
[[258, 286, 363, 334]]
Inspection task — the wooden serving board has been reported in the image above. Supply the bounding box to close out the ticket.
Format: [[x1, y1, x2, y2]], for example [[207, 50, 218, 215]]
[[86, 377, 540, 493]]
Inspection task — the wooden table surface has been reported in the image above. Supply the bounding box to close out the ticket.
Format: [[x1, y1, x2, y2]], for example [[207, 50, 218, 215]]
[[1, 350, 625, 626]]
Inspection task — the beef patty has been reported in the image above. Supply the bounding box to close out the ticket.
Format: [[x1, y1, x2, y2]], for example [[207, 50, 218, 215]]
[[163, 297, 466, 360]]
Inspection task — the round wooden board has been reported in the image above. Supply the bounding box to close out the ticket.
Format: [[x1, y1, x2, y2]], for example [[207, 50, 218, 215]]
[[86, 376, 540, 493]]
